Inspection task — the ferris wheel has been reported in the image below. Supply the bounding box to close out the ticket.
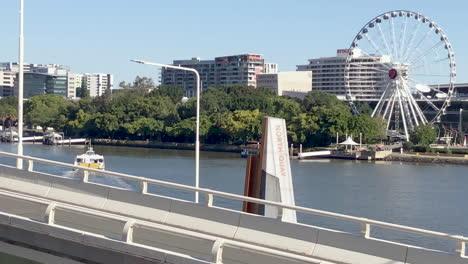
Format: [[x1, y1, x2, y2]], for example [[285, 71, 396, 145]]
[[344, 10, 456, 141]]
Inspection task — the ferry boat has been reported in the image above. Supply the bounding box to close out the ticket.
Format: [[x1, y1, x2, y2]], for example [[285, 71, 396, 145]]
[[74, 146, 105, 170]]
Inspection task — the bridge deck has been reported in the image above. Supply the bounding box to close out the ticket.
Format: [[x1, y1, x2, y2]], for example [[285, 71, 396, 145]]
[[0, 153, 466, 264]]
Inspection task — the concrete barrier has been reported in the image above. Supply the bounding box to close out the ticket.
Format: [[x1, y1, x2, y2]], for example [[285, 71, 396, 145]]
[[0, 164, 467, 264], [312, 229, 407, 264], [165, 199, 241, 238], [234, 213, 318, 256]]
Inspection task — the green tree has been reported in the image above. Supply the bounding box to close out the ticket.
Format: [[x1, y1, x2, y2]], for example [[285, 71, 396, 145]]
[[410, 125, 437, 146], [76, 87, 90, 98], [287, 113, 319, 146], [303, 90, 346, 111], [0, 97, 18, 129], [177, 98, 196, 120], [24, 95, 71, 131], [149, 86, 184, 104], [348, 115, 387, 143], [223, 109, 263, 144]]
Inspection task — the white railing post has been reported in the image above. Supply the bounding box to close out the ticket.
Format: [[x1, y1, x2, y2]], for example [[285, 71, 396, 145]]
[[44, 203, 57, 225], [456, 240, 466, 257], [211, 238, 225, 264], [81, 169, 89, 183], [276, 207, 287, 221], [122, 219, 136, 243], [361, 223, 371, 238], [27, 160, 33, 172], [205, 193, 213, 207], [140, 181, 148, 194]]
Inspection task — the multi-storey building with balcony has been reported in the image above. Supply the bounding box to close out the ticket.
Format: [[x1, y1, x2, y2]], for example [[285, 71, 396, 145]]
[[161, 54, 275, 97], [297, 49, 389, 101], [161, 58, 216, 97], [83, 73, 113, 97], [214, 54, 265, 88]]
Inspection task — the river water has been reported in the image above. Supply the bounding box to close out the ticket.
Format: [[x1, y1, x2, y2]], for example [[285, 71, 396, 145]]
[[0, 142, 466, 253]]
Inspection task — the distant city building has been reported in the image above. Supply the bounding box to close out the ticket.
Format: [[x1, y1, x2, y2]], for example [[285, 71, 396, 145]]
[[0, 62, 115, 99], [263, 63, 278, 74], [22, 73, 47, 98], [67, 73, 83, 99], [161, 57, 216, 97], [83, 73, 113, 97], [215, 54, 264, 88], [161, 54, 273, 97], [0, 62, 31, 73], [297, 48, 389, 101], [257, 71, 312, 99], [0, 71, 16, 97]]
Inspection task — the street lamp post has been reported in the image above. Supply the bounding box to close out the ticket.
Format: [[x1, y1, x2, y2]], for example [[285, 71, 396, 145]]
[[17, 0, 24, 169], [131, 59, 201, 203]]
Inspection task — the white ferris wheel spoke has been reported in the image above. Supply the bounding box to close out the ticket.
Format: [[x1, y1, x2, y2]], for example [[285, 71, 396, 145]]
[[400, 79, 421, 126], [357, 49, 393, 70], [372, 81, 392, 117], [386, 97, 396, 130], [398, 15, 409, 62], [348, 63, 388, 73], [365, 34, 388, 57], [377, 23, 392, 56], [404, 27, 434, 62], [411, 57, 449, 71], [402, 80, 428, 124], [409, 41, 444, 66], [390, 17, 398, 59], [416, 91, 440, 111], [398, 82, 416, 129], [382, 92, 395, 120], [396, 86, 410, 141], [401, 19, 422, 61], [412, 73, 448, 77], [407, 78, 447, 95]]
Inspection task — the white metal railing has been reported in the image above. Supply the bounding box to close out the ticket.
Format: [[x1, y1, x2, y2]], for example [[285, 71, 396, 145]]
[[0, 190, 321, 264], [0, 151, 467, 258]]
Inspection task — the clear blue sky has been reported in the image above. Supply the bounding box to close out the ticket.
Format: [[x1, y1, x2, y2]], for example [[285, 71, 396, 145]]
[[1, 0, 467, 85]]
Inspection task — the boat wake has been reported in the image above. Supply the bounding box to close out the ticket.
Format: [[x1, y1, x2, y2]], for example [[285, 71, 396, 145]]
[[61, 170, 134, 190]]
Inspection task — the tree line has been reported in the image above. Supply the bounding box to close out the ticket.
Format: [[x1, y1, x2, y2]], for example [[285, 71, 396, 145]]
[[0, 76, 403, 147]]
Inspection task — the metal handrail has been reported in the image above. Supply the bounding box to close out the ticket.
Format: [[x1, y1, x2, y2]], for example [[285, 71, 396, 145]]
[[0, 190, 321, 264], [0, 151, 467, 256]]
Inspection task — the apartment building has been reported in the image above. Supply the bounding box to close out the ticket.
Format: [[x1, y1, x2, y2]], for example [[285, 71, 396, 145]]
[[161, 54, 275, 97], [67, 73, 83, 99], [297, 48, 389, 101], [215, 54, 265, 88], [161, 57, 216, 97], [83, 73, 113, 97]]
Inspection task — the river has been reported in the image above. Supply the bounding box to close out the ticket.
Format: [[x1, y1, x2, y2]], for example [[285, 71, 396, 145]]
[[0, 142, 466, 253]]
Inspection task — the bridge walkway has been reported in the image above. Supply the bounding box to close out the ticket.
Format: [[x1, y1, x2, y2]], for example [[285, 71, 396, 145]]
[[0, 151, 466, 264]]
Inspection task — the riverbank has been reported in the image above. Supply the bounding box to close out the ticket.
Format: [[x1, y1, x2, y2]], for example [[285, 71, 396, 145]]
[[385, 153, 468, 165], [93, 139, 242, 153]]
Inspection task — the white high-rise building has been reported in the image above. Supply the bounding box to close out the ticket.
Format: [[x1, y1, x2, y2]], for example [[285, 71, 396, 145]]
[[297, 49, 389, 101], [67, 73, 83, 99], [83, 73, 113, 97]]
